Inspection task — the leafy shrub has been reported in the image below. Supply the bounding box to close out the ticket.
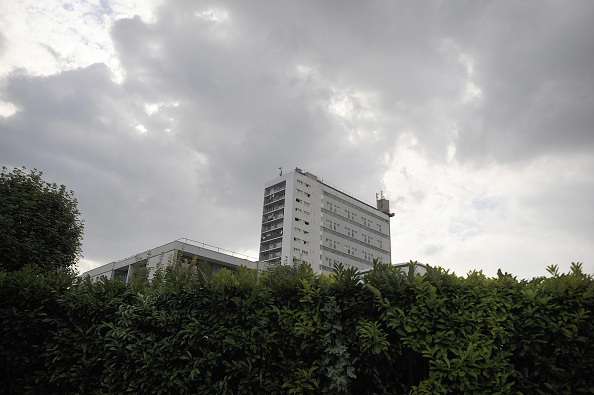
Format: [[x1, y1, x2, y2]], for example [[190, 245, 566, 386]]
[[0, 261, 592, 394]]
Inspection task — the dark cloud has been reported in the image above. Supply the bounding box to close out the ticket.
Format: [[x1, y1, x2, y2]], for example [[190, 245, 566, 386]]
[[1, 0, 593, 275], [443, 1, 594, 162]]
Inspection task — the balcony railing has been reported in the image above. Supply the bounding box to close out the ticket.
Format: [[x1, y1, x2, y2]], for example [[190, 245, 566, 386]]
[[264, 193, 285, 205], [263, 204, 284, 214], [264, 185, 286, 197], [260, 242, 282, 253], [262, 214, 284, 224], [260, 251, 282, 261], [261, 231, 283, 242]]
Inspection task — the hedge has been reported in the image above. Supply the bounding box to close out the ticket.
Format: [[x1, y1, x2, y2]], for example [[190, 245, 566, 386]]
[[1, 261, 593, 394]]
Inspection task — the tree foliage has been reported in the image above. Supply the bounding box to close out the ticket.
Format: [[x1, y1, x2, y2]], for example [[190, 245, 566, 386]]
[[0, 166, 84, 272], [0, 260, 592, 394]]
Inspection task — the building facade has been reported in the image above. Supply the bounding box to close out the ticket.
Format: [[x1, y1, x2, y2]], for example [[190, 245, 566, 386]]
[[82, 239, 259, 283], [259, 168, 393, 274]]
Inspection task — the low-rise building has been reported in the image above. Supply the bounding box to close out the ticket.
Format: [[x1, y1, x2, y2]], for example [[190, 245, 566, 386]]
[[81, 238, 259, 283]]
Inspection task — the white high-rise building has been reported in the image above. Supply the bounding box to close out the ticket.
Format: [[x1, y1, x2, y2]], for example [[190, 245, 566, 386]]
[[259, 168, 393, 274]]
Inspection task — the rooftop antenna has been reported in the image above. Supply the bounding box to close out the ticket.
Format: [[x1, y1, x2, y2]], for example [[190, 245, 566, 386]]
[[279, 167, 283, 176]]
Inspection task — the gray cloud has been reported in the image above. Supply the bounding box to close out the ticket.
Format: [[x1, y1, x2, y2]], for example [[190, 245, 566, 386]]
[[1, 0, 593, 276]]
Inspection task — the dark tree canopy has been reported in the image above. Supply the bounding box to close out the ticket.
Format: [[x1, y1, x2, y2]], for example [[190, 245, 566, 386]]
[[0, 166, 84, 273]]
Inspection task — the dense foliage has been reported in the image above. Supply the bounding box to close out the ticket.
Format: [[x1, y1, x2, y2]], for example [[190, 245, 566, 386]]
[[0, 166, 84, 272], [1, 261, 593, 394]]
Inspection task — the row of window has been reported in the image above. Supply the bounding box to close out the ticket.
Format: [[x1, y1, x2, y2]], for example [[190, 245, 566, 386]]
[[326, 219, 339, 231], [327, 221, 385, 249], [324, 257, 354, 270], [296, 189, 311, 198], [293, 237, 309, 246], [296, 179, 311, 188], [326, 202, 340, 213], [293, 226, 310, 236], [295, 198, 310, 207], [326, 202, 383, 233], [295, 207, 310, 216], [325, 237, 380, 262], [345, 227, 357, 238], [293, 247, 309, 256]]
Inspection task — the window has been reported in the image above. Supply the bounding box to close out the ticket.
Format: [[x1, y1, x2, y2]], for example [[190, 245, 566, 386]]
[[294, 248, 300, 252], [297, 179, 303, 185], [304, 202, 310, 207], [295, 208, 302, 213], [303, 230, 310, 235], [378, 224, 381, 232], [296, 198, 301, 203], [301, 251, 308, 256], [295, 217, 301, 222], [304, 211, 310, 216], [294, 227, 301, 233], [304, 221, 310, 225], [294, 237, 301, 242], [303, 240, 309, 245], [305, 183, 310, 187]]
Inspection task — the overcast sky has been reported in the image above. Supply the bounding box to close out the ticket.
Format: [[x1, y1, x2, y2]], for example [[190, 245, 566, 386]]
[[1, 0, 593, 279]]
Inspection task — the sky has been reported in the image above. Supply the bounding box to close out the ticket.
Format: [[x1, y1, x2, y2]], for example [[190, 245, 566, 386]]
[[1, 0, 593, 280]]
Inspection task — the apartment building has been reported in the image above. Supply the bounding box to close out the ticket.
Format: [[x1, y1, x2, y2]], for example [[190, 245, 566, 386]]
[[259, 168, 393, 274]]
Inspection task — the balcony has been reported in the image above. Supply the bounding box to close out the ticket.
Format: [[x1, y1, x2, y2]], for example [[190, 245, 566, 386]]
[[260, 242, 282, 253], [263, 204, 284, 214], [264, 193, 285, 206], [260, 250, 282, 261], [262, 213, 284, 224], [264, 183, 286, 197], [262, 229, 283, 241]]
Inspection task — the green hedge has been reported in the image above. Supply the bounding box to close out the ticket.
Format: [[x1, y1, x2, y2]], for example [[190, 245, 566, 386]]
[[1, 261, 593, 394]]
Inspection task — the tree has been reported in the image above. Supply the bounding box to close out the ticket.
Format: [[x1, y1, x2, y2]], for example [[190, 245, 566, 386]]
[[0, 166, 84, 272]]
